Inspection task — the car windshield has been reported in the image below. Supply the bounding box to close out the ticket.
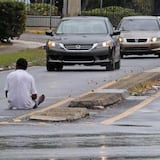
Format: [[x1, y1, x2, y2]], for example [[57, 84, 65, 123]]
[[56, 19, 108, 34], [119, 19, 160, 31]]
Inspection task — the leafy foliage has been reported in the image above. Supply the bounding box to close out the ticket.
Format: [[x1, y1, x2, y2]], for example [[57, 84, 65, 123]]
[[0, 0, 26, 42], [82, 6, 141, 26], [27, 3, 58, 16], [82, 0, 153, 12], [129, 80, 157, 96], [132, 0, 153, 15], [81, 0, 153, 26]]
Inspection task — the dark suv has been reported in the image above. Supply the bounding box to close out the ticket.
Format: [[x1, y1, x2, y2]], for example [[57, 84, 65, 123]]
[[46, 16, 120, 71]]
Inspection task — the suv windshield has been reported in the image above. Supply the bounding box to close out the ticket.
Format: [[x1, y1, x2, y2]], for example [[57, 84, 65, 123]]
[[56, 19, 108, 34], [119, 19, 160, 31]]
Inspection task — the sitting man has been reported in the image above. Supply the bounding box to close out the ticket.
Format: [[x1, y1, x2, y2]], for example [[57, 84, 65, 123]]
[[4, 58, 45, 110]]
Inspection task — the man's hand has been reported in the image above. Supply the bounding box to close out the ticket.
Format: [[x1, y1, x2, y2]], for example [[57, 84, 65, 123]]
[[31, 94, 37, 100]]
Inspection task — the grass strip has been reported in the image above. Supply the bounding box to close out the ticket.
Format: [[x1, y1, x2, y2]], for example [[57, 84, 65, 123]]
[[0, 48, 46, 70]]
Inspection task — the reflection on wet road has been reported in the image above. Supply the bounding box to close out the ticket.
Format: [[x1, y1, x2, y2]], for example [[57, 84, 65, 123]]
[[1, 131, 160, 160]]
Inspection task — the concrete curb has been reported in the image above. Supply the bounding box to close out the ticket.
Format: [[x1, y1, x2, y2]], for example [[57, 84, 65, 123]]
[[29, 108, 89, 122], [69, 71, 160, 109]]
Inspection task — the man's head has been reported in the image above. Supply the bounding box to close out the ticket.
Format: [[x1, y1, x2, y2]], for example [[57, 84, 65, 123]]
[[16, 58, 28, 70]]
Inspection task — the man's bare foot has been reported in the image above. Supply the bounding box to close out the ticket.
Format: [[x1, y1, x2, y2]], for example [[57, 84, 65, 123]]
[[38, 94, 45, 105]]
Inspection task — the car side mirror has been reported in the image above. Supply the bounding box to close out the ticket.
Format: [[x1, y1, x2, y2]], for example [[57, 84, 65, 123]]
[[45, 30, 54, 36]]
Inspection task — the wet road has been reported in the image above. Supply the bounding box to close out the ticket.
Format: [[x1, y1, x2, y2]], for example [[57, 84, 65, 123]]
[[1, 95, 160, 159], [1, 56, 160, 159]]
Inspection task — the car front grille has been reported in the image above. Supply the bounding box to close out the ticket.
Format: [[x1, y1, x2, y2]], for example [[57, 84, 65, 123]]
[[64, 44, 93, 50], [127, 39, 147, 43], [50, 55, 94, 61], [63, 56, 94, 61], [125, 47, 148, 51]]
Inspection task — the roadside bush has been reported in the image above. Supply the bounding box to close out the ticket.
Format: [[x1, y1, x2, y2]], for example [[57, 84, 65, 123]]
[[27, 3, 58, 16], [0, 0, 26, 42], [82, 6, 141, 27]]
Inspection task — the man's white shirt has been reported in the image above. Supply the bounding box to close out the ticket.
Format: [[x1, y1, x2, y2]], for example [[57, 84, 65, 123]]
[[4, 69, 37, 109]]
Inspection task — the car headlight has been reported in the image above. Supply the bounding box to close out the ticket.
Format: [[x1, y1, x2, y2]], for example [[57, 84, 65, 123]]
[[151, 37, 157, 42], [47, 40, 56, 47], [102, 41, 112, 48], [118, 37, 124, 43], [150, 37, 160, 42]]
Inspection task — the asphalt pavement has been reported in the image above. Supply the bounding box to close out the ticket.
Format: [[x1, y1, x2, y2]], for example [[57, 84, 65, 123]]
[[1, 32, 160, 123]]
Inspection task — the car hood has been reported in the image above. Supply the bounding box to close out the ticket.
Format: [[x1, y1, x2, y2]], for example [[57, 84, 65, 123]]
[[120, 31, 160, 38], [51, 34, 112, 44]]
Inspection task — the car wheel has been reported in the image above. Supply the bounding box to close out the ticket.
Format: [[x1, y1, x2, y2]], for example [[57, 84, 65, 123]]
[[120, 52, 124, 59], [46, 62, 55, 71], [46, 55, 56, 71], [56, 64, 63, 71], [106, 62, 115, 71], [106, 49, 116, 71], [115, 60, 120, 70]]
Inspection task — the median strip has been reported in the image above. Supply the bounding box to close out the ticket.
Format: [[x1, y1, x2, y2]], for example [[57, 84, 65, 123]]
[[12, 70, 160, 123]]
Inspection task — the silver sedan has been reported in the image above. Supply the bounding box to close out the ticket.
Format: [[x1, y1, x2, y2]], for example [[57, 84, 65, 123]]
[[117, 16, 160, 58]]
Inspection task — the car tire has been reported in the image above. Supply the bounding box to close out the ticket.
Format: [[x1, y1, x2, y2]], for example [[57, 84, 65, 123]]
[[56, 63, 63, 71], [115, 60, 120, 70], [47, 62, 55, 71], [120, 52, 124, 59], [106, 62, 115, 71], [106, 48, 117, 71], [46, 55, 56, 71]]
